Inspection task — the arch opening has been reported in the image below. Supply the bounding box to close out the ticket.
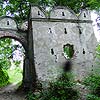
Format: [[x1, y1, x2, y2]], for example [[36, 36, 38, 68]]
[[0, 37, 26, 90]]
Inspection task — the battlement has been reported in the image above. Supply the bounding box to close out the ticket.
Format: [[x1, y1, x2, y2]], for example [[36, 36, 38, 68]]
[[31, 6, 91, 21]]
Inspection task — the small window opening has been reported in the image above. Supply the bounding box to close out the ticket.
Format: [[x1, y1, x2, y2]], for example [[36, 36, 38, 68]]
[[84, 13, 86, 17], [62, 12, 65, 16], [63, 44, 74, 59], [64, 28, 67, 34], [38, 11, 40, 15], [49, 28, 52, 33], [7, 21, 9, 25], [51, 48, 54, 55], [79, 28, 82, 34], [83, 49, 85, 54], [55, 55, 57, 63]]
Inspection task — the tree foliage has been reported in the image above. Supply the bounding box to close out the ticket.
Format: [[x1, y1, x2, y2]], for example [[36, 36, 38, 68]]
[[0, 38, 24, 70], [0, 68, 9, 87], [55, 0, 100, 12], [0, 0, 100, 22], [0, 38, 12, 70]]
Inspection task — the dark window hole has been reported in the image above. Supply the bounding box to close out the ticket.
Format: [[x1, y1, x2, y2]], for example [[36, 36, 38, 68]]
[[49, 28, 52, 33], [79, 28, 82, 34], [7, 21, 9, 25], [62, 12, 65, 16], [83, 49, 85, 54], [51, 48, 54, 55], [84, 13, 86, 17], [38, 11, 40, 15], [64, 28, 67, 34]]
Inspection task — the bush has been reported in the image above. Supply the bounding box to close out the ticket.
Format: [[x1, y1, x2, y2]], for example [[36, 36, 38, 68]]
[[27, 72, 79, 100], [7, 67, 22, 83], [27, 92, 38, 100], [83, 73, 100, 100], [83, 74, 100, 96], [0, 68, 9, 87], [86, 94, 100, 100]]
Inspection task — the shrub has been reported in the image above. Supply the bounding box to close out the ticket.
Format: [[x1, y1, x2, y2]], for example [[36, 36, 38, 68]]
[[27, 72, 79, 100], [83, 74, 100, 96], [27, 91, 39, 100], [83, 73, 100, 99], [0, 68, 9, 87], [86, 94, 100, 100]]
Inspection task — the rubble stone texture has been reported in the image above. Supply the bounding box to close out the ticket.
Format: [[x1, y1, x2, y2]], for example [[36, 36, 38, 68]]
[[31, 6, 97, 82]]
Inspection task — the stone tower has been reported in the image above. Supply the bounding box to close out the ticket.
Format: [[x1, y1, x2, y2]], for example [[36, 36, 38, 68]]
[[30, 6, 97, 82]]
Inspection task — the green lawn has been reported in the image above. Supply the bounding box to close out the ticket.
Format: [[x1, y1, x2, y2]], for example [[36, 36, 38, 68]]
[[0, 67, 23, 87], [7, 67, 23, 83]]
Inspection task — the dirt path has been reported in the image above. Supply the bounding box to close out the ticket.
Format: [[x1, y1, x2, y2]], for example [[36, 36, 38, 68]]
[[0, 83, 27, 100], [0, 92, 27, 100]]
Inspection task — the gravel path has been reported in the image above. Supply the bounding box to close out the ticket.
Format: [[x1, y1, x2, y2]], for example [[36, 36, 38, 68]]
[[0, 83, 27, 100], [0, 92, 27, 100]]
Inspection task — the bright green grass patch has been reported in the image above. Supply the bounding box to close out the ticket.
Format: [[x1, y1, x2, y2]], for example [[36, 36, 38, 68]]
[[7, 67, 23, 83], [0, 67, 23, 87]]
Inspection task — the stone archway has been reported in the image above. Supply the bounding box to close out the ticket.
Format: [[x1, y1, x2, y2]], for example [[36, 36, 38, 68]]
[[0, 16, 37, 90], [0, 31, 27, 50], [0, 30, 30, 88], [0, 16, 36, 89]]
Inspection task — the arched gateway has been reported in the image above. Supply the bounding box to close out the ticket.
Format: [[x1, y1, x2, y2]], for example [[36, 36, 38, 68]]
[[0, 16, 36, 90]]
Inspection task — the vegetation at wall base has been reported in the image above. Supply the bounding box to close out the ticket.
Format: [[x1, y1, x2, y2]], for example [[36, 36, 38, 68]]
[[83, 73, 100, 100], [27, 72, 79, 100], [86, 94, 100, 100]]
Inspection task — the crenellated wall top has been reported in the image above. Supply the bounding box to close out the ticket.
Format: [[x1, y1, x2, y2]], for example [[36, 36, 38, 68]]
[[31, 5, 91, 21]]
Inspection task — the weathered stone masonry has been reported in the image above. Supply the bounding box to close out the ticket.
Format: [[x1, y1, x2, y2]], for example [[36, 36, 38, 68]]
[[30, 6, 97, 82], [0, 6, 97, 89], [0, 16, 30, 87]]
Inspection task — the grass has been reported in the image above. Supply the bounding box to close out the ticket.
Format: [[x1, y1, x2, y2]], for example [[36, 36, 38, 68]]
[[0, 67, 23, 87], [7, 67, 23, 84]]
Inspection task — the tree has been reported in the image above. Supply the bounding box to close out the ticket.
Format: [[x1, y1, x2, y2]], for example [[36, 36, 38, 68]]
[[0, 38, 12, 87], [1, 0, 54, 22], [0, 38, 24, 70], [0, 0, 100, 22], [0, 38, 12, 70], [54, 0, 100, 13]]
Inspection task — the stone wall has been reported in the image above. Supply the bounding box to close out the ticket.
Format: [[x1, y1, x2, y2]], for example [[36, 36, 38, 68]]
[[0, 16, 28, 50], [30, 6, 97, 82]]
